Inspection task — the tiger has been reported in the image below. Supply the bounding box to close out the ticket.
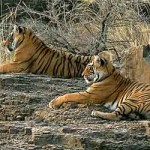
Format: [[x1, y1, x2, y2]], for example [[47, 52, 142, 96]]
[[49, 55, 150, 120], [0, 24, 92, 78]]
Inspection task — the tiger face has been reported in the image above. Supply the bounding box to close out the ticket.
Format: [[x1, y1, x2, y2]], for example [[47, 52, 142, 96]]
[[3, 25, 26, 52], [82, 55, 115, 84]]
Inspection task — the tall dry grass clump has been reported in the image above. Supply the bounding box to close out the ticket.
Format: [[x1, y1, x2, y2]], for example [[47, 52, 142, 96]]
[[0, 0, 150, 80]]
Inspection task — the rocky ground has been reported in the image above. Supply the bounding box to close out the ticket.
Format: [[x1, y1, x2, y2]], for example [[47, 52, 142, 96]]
[[0, 73, 150, 150]]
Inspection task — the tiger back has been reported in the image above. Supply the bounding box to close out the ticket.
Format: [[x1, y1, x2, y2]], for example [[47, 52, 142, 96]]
[[49, 55, 150, 120], [0, 25, 92, 78]]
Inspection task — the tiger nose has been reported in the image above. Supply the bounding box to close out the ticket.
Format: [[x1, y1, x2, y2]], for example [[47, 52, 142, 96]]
[[82, 69, 89, 76]]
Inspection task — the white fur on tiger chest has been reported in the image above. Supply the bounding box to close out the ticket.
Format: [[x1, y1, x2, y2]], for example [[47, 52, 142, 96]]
[[104, 102, 118, 111]]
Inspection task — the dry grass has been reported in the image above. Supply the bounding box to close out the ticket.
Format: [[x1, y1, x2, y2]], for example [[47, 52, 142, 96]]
[[109, 22, 150, 51], [0, 0, 150, 64]]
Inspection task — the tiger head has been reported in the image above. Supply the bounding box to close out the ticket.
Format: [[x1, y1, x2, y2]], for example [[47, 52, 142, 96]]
[[3, 25, 26, 52], [82, 55, 115, 84]]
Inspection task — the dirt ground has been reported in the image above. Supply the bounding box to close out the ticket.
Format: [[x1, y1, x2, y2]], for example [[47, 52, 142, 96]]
[[0, 73, 150, 150]]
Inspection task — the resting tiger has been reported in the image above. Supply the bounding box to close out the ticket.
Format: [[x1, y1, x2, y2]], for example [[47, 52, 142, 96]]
[[49, 55, 150, 120], [0, 25, 92, 78]]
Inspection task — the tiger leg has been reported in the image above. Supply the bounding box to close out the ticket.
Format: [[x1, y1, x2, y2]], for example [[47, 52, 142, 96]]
[[49, 92, 97, 109], [143, 102, 150, 119], [144, 109, 150, 119], [91, 101, 137, 120], [91, 110, 122, 120], [0, 63, 24, 73]]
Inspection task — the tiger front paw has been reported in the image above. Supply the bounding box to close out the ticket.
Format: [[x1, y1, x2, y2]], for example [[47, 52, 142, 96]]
[[49, 99, 61, 109], [49, 96, 65, 109], [91, 110, 101, 117]]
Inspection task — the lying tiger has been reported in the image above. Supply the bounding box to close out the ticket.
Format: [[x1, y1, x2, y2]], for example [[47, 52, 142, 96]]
[[0, 25, 92, 78], [49, 55, 150, 120]]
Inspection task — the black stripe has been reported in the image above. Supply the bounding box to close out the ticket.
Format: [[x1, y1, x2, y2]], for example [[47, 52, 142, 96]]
[[61, 55, 66, 77], [42, 51, 58, 74], [123, 101, 137, 112], [54, 56, 63, 76], [52, 52, 61, 76], [67, 54, 73, 77], [40, 50, 52, 74], [121, 105, 126, 114], [36, 48, 49, 65], [116, 105, 124, 115], [25, 45, 47, 71], [34, 48, 50, 73], [143, 103, 150, 112]]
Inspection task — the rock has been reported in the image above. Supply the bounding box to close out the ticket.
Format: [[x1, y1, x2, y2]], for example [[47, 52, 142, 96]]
[[59, 127, 77, 133], [24, 127, 32, 135], [0, 73, 150, 149]]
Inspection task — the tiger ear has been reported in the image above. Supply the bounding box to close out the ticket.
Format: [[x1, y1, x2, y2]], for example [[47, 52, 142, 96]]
[[94, 55, 107, 66], [13, 25, 24, 33], [94, 55, 100, 62], [100, 57, 107, 66]]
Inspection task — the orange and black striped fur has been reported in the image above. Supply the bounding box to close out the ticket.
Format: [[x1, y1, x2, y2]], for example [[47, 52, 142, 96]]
[[49, 55, 150, 120], [0, 25, 92, 78]]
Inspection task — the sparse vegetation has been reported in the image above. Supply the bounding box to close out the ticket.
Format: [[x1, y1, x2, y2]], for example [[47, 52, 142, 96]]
[[0, 0, 150, 70], [0, 2, 149, 103]]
